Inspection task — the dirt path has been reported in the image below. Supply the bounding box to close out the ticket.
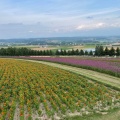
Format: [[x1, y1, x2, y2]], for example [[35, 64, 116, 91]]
[[96, 109, 120, 120], [65, 109, 120, 120], [19, 59, 120, 90]]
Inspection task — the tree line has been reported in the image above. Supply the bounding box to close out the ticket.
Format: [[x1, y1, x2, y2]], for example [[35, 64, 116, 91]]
[[0, 47, 53, 56], [95, 46, 120, 56], [55, 46, 120, 56], [0, 46, 119, 56], [55, 49, 94, 56]]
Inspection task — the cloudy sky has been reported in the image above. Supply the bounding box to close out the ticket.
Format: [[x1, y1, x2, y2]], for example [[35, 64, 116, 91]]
[[0, 0, 120, 38]]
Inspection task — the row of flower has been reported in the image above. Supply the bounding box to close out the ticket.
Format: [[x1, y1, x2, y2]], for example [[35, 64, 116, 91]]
[[0, 59, 120, 119], [16, 56, 120, 77]]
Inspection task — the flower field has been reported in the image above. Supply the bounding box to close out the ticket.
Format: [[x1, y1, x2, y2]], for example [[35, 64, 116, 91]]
[[0, 59, 120, 120], [20, 56, 120, 77]]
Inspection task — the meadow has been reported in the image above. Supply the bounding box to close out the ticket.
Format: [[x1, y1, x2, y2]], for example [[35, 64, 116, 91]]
[[0, 59, 120, 120]]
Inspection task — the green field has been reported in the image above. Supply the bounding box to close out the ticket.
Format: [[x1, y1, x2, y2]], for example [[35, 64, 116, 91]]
[[0, 58, 120, 120]]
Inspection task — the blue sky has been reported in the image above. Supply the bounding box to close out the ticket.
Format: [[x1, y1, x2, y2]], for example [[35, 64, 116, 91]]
[[0, 0, 120, 38]]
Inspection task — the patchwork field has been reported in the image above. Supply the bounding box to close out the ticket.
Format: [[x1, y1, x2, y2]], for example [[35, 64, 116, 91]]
[[0, 59, 120, 120], [31, 45, 95, 51]]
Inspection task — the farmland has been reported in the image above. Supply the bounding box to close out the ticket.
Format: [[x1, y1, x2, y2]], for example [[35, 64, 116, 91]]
[[17, 56, 120, 77], [20, 59, 120, 90], [0, 59, 120, 120]]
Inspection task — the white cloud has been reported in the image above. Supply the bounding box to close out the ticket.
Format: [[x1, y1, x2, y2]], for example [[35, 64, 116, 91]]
[[110, 23, 120, 27], [95, 22, 105, 27], [54, 29, 59, 32], [28, 31, 33, 33], [80, 8, 120, 17], [0, 0, 120, 38], [76, 21, 120, 31], [76, 22, 106, 30]]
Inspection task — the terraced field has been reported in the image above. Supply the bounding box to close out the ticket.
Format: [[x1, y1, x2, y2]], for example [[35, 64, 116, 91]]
[[0, 59, 120, 120]]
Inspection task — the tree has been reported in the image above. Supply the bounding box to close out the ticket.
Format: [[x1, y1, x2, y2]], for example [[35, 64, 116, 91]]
[[95, 46, 104, 56], [95, 46, 100, 56], [116, 47, 120, 56], [0, 48, 6, 55], [89, 50, 93, 56], [71, 49, 75, 55], [75, 49, 79, 55], [109, 47, 115, 56], [99, 46, 104, 56], [104, 47, 109, 55], [46, 50, 50, 55], [43, 50, 47, 55], [49, 50, 53, 55], [85, 50, 88, 55], [55, 50, 60, 55], [63, 50, 67, 55], [39, 50, 43, 55], [67, 50, 71, 55], [79, 49, 84, 55], [60, 49, 64, 55]]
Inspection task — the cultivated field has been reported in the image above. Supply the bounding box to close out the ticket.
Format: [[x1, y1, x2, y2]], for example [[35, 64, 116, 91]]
[[18, 56, 120, 77], [31, 45, 94, 51], [32, 47, 57, 51], [22, 60, 120, 90], [0, 59, 120, 120]]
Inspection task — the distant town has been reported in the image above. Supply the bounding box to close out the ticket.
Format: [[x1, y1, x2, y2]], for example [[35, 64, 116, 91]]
[[0, 36, 120, 47]]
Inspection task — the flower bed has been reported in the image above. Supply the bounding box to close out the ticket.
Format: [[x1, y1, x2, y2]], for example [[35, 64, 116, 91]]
[[17, 56, 120, 77], [0, 59, 120, 119]]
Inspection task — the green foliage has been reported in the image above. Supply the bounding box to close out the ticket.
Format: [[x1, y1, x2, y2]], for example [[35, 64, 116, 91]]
[[89, 50, 93, 56], [104, 47, 109, 55], [116, 47, 120, 56], [38, 110, 42, 116], [0, 47, 53, 56], [0, 46, 119, 56], [1, 59, 120, 119], [85, 51, 88, 55], [95, 46, 120, 56], [79, 49, 84, 55], [95, 46, 104, 56], [109, 47, 115, 56]]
